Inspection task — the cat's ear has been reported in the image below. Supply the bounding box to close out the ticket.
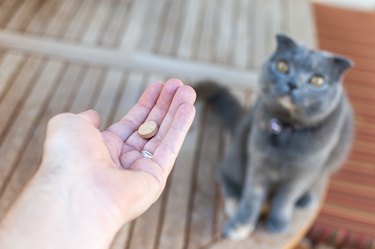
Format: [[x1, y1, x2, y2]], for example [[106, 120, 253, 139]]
[[331, 56, 353, 75], [276, 34, 298, 51]]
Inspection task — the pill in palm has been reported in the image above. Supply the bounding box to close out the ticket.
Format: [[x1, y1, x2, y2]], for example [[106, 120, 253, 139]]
[[138, 120, 158, 139]]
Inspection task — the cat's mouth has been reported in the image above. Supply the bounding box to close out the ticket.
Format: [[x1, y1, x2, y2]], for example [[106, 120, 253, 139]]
[[278, 96, 297, 112]]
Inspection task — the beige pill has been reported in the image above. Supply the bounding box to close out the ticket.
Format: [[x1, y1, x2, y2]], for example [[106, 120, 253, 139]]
[[138, 120, 158, 139]]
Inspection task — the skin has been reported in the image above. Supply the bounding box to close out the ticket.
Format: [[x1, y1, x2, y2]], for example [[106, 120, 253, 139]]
[[0, 79, 196, 249]]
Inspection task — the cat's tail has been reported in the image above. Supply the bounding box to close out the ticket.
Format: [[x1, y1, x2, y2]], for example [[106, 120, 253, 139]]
[[194, 81, 243, 132]]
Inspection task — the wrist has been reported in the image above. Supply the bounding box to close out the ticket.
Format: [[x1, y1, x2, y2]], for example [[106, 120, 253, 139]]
[[0, 164, 122, 249]]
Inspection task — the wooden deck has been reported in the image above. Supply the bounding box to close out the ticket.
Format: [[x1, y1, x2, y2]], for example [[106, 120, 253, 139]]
[[0, 0, 320, 248]]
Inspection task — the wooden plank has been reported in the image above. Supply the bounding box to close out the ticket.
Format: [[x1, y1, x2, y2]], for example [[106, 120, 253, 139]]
[[63, 0, 96, 41], [0, 56, 43, 140], [6, 0, 45, 31], [138, 0, 165, 53], [44, 0, 81, 37], [234, 0, 249, 68], [81, 0, 115, 45], [0, 0, 24, 28], [111, 71, 144, 123], [0, 63, 83, 218], [197, 0, 216, 62], [245, 0, 257, 69], [100, 0, 132, 48], [0, 52, 25, 100], [119, 0, 147, 54], [26, 0, 60, 34], [177, 0, 200, 59], [150, 0, 171, 53], [265, 0, 282, 55], [157, 0, 185, 55], [186, 109, 221, 249], [157, 102, 203, 249], [215, 0, 235, 64], [69, 66, 105, 113], [287, 0, 316, 47], [0, 30, 259, 88], [0, 59, 64, 193], [93, 68, 124, 129], [253, 0, 266, 69]]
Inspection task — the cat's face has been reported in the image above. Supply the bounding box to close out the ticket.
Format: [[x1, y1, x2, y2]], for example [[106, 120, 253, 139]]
[[260, 34, 352, 124]]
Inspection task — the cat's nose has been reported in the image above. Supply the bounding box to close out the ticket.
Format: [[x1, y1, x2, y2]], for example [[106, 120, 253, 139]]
[[287, 82, 298, 91]]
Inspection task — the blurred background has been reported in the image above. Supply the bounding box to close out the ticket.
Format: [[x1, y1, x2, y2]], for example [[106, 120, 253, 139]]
[[0, 0, 373, 248]]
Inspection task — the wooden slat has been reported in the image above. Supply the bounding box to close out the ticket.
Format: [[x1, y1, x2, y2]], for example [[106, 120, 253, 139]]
[[287, 0, 316, 47], [0, 63, 83, 218], [253, 0, 266, 69], [0, 59, 64, 195], [177, 0, 200, 59], [0, 56, 43, 139], [196, 0, 216, 62], [111, 72, 144, 123], [263, 0, 282, 55], [81, 0, 114, 45], [157, 102, 203, 249], [64, 0, 95, 41], [0, 0, 24, 27], [100, 0, 132, 48], [26, 0, 60, 35], [69, 66, 105, 113], [138, 0, 165, 53], [93, 69, 124, 129], [6, 0, 45, 32], [234, 0, 249, 68], [119, 0, 147, 54], [0, 52, 24, 100], [149, 0, 170, 54], [215, 0, 234, 64], [157, 0, 185, 56], [245, 0, 257, 69], [44, 0, 80, 37], [187, 109, 221, 249]]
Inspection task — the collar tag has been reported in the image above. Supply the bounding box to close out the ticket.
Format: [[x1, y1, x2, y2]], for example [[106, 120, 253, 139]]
[[269, 118, 282, 135]]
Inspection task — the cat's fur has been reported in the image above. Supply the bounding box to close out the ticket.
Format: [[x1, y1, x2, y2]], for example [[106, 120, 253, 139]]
[[195, 34, 354, 240]]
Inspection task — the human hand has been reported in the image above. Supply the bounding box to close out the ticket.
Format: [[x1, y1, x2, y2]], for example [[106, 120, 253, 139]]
[[43, 78, 196, 221], [0, 79, 196, 249]]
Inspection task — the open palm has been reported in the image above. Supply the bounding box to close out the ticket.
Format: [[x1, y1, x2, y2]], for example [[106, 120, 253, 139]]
[[43, 79, 196, 224]]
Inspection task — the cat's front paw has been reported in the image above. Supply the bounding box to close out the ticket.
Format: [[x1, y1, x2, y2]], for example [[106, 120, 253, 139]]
[[224, 198, 238, 217], [266, 215, 289, 233], [223, 219, 254, 240]]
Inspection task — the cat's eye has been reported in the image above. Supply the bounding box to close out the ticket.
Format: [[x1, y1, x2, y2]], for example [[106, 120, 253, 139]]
[[275, 60, 289, 74], [309, 75, 325, 87]]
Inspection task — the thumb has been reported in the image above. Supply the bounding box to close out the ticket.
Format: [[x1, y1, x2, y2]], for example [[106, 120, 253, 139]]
[[78, 110, 101, 129]]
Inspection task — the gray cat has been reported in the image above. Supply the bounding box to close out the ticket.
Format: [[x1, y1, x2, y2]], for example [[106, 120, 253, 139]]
[[195, 34, 354, 240]]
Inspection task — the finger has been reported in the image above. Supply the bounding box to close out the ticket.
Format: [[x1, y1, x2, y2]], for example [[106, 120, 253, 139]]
[[152, 103, 196, 174], [142, 85, 196, 152], [124, 79, 187, 150], [78, 110, 101, 128], [106, 82, 163, 140]]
